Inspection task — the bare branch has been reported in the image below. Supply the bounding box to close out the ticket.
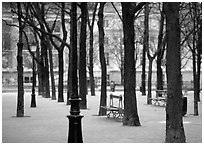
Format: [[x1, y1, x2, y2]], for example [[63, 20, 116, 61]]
[[111, 2, 122, 21], [133, 2, 146, 14]]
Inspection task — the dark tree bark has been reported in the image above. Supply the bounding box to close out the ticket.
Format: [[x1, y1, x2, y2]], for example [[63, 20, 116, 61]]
[[79, 2, 88, 109], [121, 2, 145, 126], [156, 3, 165, 91], [191, 2, 201, 115], [44, 37, 51, 98], [120, 46, 124, 86], [67, 52, 72, 105], [184, 2, 202, 115], [141, 3, 149, 96], [33, 29, 43, 96], [58, 48, 64, 102], [192, 50, 198, 115], [147, 3, 166, 104], [164, 2, 186, 143], [196, 14, 202, 102], [48, 40, 56, 100], [16, 2, 24, 117], [143, 3, 152, 104], [40, 35, 50, 98], [37, 44, 43, 95], [192, 2, 198, 115], [70, 2, 78, 98], [87, 3, 98, 96], [42, 2, 68, 102], [33, 3, 50, 98], [147, 57, 153, 104], [89, 32, 95, 96], [38, 54, 45, 97], [57, 2, 67, 102], [98, 2, 107, 116], [67, 2, 75, 105]]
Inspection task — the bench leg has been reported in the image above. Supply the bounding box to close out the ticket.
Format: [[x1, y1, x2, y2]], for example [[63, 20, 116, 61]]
[[107, 111, 111, 118], [117, 112, 123, 119], [113, 111, 118, 118]]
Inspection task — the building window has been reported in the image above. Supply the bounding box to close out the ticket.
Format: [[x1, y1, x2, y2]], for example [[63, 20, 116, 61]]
[[24, 77, 30, 83]]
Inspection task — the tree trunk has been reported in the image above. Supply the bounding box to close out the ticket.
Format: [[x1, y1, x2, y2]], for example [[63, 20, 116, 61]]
[[79, 2, 87, 109], [196, 21, 202, 102], [70, 2, 78, 98], [120, 38, 124, 86], [58, 48, 64, 102], [35, 3, 50, 98], [192, 50, 199, 115], [41, 37, 50, 98], [156, 4, 165, 90], [147, 58, 153, 104], [37, 45, 43, 95], [98, 2, 107, 116], [157, 58, 164, 90], [87, 3, 98, 96], [39, 56, 45, 97], [16, 3, 24, 117], [122, 3, 141, 126], [164, 2, 186, 143], [141, 3, 149, 96], [44, 39, 50, 98], [89, 29, 95, 96], [48, 40, 56, 100], [67, 53, 71, 105], [120, 62, 124, 86]]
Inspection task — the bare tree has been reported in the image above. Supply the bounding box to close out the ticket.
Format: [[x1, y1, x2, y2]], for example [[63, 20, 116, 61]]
[[164, 2, 186, 142], [79, 2, 88, 109], [141, 3, 148, 96], [184, 2, 202, 115], [87, 2, 98, 96], [43, 2, 68, 102], [156, 3, 166, 91], [121, 2, 145, 126], [98, 2, 107, 116], [16, 2, 25, 117]]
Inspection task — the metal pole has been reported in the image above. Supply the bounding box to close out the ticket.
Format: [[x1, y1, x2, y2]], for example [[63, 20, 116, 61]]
[[67, 98, 83, 143], [67, 2, 83, 143], [31, 52, 36, 107]]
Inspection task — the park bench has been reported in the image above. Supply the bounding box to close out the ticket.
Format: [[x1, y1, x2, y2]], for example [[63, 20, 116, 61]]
[[150, 90, 188, 109], [101, 94, 124, 119], [150, 90, 167, 106]]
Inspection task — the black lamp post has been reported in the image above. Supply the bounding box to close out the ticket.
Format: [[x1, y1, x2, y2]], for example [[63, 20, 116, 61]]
[[30, 42, 37, 108], [67, 2, 83, 143], [67, 98, 83, 143]]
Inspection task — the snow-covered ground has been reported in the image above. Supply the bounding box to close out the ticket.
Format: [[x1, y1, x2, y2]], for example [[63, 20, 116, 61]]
[[2, 91, 202, 143]]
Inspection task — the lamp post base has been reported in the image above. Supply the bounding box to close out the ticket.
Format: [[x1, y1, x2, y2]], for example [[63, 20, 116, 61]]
[[67, 98, 83, 143], [67, 115, 83, 143], [30, 94, 36, 107]]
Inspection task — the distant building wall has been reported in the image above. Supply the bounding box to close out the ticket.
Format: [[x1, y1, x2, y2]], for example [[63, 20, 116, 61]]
[[109, 69, 202, 89]]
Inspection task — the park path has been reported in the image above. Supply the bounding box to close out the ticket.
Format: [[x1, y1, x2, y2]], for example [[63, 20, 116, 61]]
[[2, 91, 202, 143]]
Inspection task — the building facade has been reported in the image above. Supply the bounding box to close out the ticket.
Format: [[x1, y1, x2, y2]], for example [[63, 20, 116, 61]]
[[2, 2, 200, 89]]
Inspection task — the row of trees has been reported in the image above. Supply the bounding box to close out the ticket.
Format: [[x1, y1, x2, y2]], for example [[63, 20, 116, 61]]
[[139, 2, 202, 116], [3, 2, 201, 143]]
